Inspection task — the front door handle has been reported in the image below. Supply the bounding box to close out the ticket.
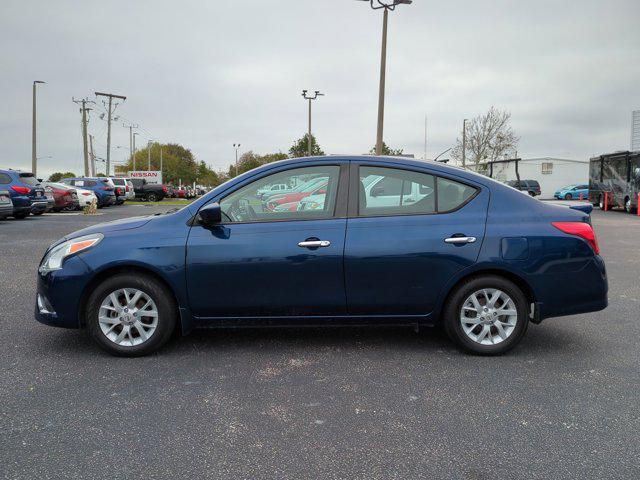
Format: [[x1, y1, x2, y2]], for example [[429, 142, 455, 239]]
[[298, 240, 331, 248], [444, 236, 477, 244]]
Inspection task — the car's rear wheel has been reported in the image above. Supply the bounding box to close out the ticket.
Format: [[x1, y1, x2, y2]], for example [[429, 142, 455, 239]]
[[147, 193, 158, 202], [86, 273, 177, 356], [564, 193, 572, 200], [13, 212, 28, 219], [443, 275, 529, 355]]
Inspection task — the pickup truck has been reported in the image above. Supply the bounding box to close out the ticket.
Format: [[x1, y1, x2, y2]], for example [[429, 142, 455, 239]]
[[130, 178, 166, 202]]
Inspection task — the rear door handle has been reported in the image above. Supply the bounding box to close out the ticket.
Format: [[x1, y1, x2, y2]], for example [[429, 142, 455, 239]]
[[444, 236, 476, 244], [298, 240, 331, 248]]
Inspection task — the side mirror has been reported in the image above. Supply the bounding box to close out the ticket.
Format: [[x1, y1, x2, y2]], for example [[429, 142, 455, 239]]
[[198, 202, 222, 226], [370, 186, 384, 197]]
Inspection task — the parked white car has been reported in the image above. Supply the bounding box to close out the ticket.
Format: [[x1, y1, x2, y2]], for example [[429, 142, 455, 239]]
[[72, 186, 99, 208]]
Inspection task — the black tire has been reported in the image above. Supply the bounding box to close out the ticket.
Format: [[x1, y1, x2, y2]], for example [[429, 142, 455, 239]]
[[564, 193, 572, 200], [32, 211, 44, 216], [147, 193, 158, 202], [13, 212, 29, 219], [443, 275, 529, 355], [85, 273, 177, 357]]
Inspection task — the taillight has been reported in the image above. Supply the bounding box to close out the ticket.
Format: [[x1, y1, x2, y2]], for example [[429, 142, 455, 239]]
[[11, 186, 30, 195], [82, 192, 91, 196], [552, 221, 600, 255], [163, 185, 167, 193]]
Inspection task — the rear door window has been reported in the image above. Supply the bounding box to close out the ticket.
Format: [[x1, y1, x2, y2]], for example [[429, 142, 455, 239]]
[[358, 166, 435, 216], [358, 166, 478, 217], [0, 173, 10, 184]]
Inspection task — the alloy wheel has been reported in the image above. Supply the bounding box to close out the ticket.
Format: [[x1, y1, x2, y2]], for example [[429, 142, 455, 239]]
[[459, 289, 518, 345], [98, 288, 159, 346]]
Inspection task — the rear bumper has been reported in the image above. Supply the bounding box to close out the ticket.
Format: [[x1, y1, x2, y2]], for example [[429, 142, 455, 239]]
[[0, 204, 13, 218], [536, 255, 608, 321], [31, 200, 48, 213]]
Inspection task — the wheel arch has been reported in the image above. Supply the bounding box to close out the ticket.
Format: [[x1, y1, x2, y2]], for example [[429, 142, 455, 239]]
[[433, 267, 537, 325], [77, 264, 192, 335]]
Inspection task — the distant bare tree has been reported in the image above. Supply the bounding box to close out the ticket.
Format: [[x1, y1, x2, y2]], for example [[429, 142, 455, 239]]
[[452, 107, 519, 165]]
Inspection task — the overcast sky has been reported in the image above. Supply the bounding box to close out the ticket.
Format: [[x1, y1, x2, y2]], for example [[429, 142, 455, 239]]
[[1, 0, 639, 178]]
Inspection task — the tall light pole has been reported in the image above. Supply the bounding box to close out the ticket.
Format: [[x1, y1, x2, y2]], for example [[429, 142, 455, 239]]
[[358, 0, 411, 155], [233, 143, 241, 176], [301, 90, 324, 157], [462, 118, 468, 168], [32, 80, 45, 176]]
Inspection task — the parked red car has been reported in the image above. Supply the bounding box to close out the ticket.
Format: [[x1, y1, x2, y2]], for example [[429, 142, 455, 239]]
[[266, 181, 327, 211], [42, 183, 79, 212]]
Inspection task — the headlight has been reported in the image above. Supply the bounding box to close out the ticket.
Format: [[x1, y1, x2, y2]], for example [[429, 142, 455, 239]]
[[39, 233, 103, 274]]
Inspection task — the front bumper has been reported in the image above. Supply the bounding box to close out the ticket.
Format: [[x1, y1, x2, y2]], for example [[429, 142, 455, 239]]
[[35, 255, 93, 329]]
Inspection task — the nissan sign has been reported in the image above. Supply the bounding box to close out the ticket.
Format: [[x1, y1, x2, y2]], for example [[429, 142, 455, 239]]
[[128, 171, 163, 185]]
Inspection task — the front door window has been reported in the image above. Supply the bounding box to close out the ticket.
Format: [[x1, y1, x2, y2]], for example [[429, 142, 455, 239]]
[[220, 166, 340, 223]]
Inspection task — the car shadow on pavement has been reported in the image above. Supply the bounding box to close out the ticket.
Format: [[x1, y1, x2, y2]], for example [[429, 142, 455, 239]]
[[35, 321, 597, 358]]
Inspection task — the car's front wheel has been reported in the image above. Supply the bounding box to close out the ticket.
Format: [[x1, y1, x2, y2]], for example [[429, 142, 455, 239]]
[[443, 275, 529, 355], [85, 273, 177, 356], [564, 193, 573, 200]]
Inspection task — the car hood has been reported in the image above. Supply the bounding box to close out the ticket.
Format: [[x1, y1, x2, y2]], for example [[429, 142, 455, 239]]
[[65, 215, 153, 240]]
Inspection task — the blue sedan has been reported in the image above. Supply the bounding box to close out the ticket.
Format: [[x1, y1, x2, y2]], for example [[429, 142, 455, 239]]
[[35, 156, 608, 356], [555, 184, 589, 200]]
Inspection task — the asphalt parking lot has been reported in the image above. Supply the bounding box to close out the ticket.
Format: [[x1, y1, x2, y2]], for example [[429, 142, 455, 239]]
[[1, 205, 639, 480]]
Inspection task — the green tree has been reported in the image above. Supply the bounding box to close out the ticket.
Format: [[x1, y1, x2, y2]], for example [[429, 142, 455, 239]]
[[48, 171, 76, 182], [117, 142, 219, 186], [228, 151, 288, 178], [289, 134, 324, 158], [369, 142, 404, 156]]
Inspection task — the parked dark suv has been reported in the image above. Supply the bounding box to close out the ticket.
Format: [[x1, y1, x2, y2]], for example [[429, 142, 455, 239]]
[[505, 179, 542, 197], [130, 178, 166, 202], [0, 169, 47, 218]]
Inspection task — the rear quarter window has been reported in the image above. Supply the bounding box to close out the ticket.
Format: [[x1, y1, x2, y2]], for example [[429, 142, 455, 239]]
[[437, 177, 478, 212], [0, 173, 11, 184]]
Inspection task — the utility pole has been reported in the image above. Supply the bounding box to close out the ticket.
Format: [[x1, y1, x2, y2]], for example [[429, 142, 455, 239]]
[[133, 132, 139, 170], [73, 97, 93, 176], [462, 118, 468, 168], [32, 81, 45, 176], [95, 92, 126, 177], [147, 140, 152, 170], [301, 90, 324, 157], [123, 123, 138, 172], [160, 146, 163, 174], [89, 134, 95, 176], [424, 114, 427, 160], [358, 1, 412, 155]]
